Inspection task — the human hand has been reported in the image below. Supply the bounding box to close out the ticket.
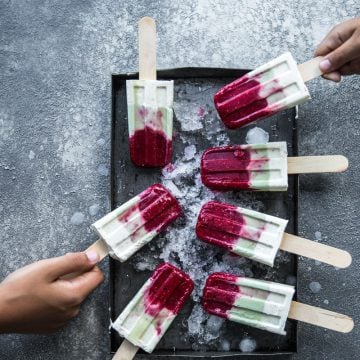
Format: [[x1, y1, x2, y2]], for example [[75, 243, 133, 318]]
[[0, 252, 104, 334], [315, 17, 360, 82]]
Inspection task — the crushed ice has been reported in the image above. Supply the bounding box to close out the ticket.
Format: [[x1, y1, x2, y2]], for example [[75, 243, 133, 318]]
[[309, 281, 322, 293], [174, 100, 204, 131], [184, 145, 197, 161], [89, 204, 100, 216], [245, 127, 269, 144], [70, 212, 85, 225], [239, 337, 257, 352]]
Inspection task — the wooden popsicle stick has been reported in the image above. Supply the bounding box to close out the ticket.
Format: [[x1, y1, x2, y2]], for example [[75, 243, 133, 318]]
[[280, 233, 352, 268], [288, 301, 354, 333], [139, 17, 157, 80], [287, 155, 348, 174], [298, 56, 324, 82], [112, 339, 139, 360]]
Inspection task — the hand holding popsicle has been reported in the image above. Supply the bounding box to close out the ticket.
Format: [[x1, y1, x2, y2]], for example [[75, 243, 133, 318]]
[[0, 253, 103, 334], [64, 184, 181, 278], [315, 17, 360, 81]]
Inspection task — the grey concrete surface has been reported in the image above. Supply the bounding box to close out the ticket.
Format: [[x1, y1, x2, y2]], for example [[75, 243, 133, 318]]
[[0, 0, 359, 359]]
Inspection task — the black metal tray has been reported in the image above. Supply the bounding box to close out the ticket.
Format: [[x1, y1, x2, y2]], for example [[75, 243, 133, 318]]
[[110, 68, 299, 358]]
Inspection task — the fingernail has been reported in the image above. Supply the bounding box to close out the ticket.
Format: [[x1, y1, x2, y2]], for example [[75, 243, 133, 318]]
[[86, 250, 99, 264], [320, 59, 332, 72]]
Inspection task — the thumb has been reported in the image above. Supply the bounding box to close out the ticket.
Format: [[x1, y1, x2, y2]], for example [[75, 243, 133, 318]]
[[45, 252, 100, 280], [319, 38, 360, 73]]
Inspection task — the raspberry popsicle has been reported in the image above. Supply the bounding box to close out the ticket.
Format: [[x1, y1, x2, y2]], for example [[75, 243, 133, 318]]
[[201, 142, 348, 191], [112, 263, 194, 359], [203, 273, 353, 335], [91, 184, 181, 262], [214, 52, 324, 128], [127, 17, 174, 167], [196, 201, 351, 268]]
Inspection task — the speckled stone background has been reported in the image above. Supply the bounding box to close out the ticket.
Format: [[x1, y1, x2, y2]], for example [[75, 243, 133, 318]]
[[0, 1, 359, 359]]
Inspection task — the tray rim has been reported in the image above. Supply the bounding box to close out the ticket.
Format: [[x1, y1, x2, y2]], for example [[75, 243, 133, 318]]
[[109, 68, 300, 357]]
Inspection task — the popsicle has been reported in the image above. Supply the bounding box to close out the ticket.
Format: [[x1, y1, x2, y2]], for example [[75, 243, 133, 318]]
[[214, 52, 324, 128], [112, 263, 194, 359], [196, 201, 352, 268], [127, 17, 174, 167], [202, 273, 354, 335], [90, 184, 181, 262], [201, 142, 348, 191]]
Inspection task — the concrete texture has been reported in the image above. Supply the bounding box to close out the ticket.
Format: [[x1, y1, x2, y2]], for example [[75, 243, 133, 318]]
[[0, 0, 359, 359]]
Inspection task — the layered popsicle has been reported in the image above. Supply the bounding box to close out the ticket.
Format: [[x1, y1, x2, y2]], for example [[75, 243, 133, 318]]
[[92, 184, 181, 262], [202, 273, 295, 335], [113, 263, 194, 353], [201, 141, 348, 191], [196, 201, 352, 268], [201, 142, 288, 191], [127, 17, 174, 167], [214, 52, 311, 128], [203, 273, 354, 335], [196, 201, 287, 266], [127, 80, 174, 167]]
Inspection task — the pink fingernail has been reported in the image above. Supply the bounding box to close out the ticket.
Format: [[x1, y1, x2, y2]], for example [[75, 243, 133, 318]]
[[320, 59, 332, 71], [86, 250, 99, 264]]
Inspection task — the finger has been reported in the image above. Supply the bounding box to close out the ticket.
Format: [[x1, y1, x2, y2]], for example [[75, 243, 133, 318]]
[[45, 252, 100, 280], [58, 266, 104, 304], [315, 27, 345, 56], [339, 59, 360, 75], [322, 71, 342, 82], [315, 20, 357, 56], [319, 38, 360, 73]]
